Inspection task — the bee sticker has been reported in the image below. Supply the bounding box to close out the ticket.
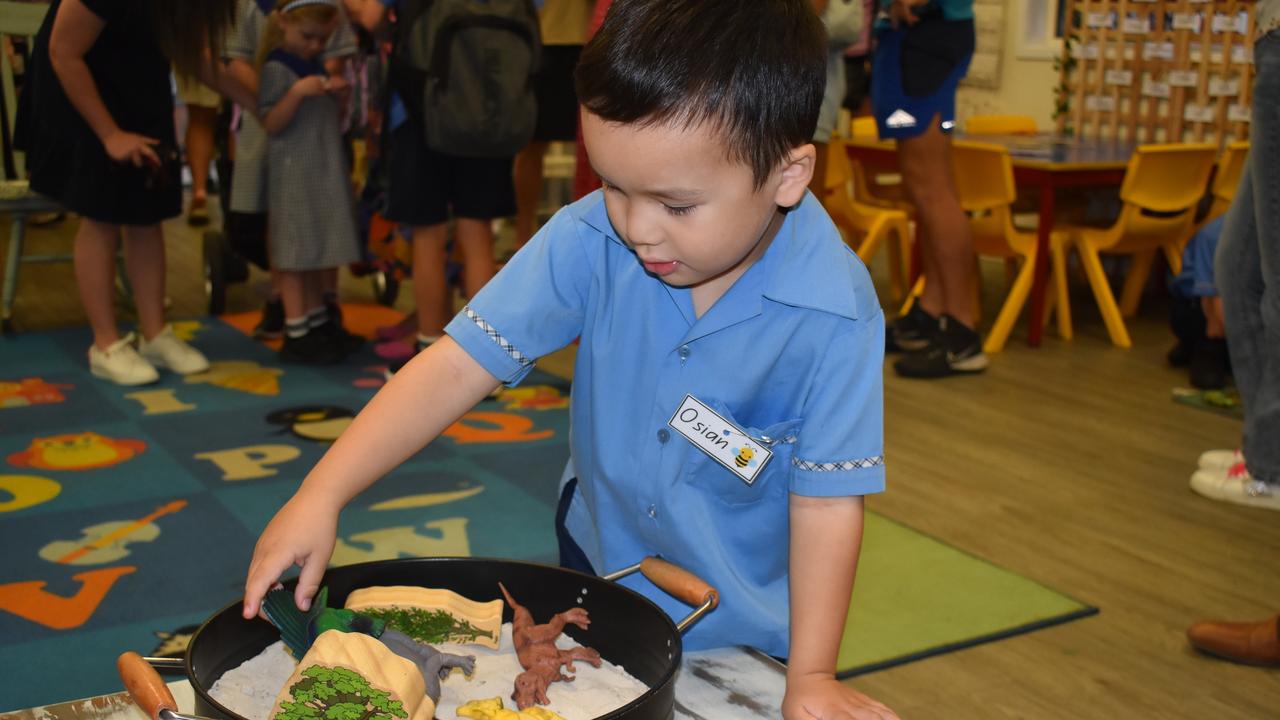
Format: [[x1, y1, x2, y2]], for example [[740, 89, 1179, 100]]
[[668, 395, 772, 485]]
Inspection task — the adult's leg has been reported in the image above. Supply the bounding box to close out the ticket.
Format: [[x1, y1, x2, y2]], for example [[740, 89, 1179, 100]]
[[411, 223, 451, 337], [74, 218, 123, 350], [121, 224, 168, 341], [455, 217, 496, 300], [513, 141, 549, 247], [185, 104, 218, 207], [896, 115, 975, 328]]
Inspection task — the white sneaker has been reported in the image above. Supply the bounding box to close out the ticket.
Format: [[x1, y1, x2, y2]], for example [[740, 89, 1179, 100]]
[[89, 334, 160, 386], [1190, 462, 1280, 512], [1197, 448, 1242, 474], [138, 324, 210, 375]]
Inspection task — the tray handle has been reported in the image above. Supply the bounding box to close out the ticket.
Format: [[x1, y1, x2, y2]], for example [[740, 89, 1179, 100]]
[[118, 651, 179, 720], [604, 556, 719, 633]]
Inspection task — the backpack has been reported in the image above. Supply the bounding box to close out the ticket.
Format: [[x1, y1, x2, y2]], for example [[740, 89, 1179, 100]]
[[394, 0, 541, 158], [823, 0, 867, 48]]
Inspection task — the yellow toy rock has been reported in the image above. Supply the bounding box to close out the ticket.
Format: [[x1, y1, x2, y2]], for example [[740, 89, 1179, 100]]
[[456, 697, 565, 720]]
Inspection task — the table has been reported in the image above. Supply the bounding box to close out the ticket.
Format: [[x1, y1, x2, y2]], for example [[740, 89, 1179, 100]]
[[0, 647, 787, 720], [847, 134, 1135, 347]]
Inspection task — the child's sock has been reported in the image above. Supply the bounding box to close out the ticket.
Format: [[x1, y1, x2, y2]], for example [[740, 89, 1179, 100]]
[[285, 317, 309, 339], [307, 306, 329, 329]]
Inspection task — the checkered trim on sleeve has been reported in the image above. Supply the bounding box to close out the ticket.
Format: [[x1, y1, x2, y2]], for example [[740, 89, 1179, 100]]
[[463, 306, 533, 368], [792, 455, 885, 472]]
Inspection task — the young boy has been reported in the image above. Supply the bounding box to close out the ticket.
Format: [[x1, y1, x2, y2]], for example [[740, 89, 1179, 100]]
[[243, 1, 895, 717]]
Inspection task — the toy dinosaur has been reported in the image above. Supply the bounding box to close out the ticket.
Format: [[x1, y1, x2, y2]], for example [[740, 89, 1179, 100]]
[[498, 583, 603, 709], [262, 587, 475, 703]]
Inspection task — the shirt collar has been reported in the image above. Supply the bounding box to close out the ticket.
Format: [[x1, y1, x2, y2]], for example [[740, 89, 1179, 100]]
[[266, 48, 326, 78], [758, 192, 863, 322], [574, 189, 864, 323]]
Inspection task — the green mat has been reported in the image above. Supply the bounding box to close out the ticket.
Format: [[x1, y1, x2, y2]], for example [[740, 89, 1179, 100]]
[[838, 512, 1097, 676]]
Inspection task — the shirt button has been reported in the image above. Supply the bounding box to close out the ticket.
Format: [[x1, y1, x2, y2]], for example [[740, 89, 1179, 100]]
[[647, 504, 657, 518], [677, 345, 691, 360], [657, 428, 670, 443]]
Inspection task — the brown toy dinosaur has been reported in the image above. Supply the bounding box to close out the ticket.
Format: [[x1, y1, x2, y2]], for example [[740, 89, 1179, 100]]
[[498, 582, 603, 709]]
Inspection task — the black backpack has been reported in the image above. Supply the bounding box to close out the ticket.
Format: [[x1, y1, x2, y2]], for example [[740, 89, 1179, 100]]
[[393, 0, 541, 158]]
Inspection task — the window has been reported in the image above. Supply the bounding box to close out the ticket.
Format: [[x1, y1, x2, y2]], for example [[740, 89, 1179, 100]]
[[1018, 0, 1068, 60]]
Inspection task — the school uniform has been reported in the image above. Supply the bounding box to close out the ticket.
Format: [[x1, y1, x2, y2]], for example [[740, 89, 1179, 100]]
[[258, 50, 360, 272], [223, 0, 356, 215], [446, 191, 885, 656]]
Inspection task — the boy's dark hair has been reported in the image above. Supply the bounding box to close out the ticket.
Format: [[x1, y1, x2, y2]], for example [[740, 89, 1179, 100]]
[[575, 0, 827, 190]]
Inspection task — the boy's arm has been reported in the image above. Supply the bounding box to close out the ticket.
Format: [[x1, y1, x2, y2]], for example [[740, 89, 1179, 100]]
[[784, 494, 898, 720], [243, 337, 500, 618]]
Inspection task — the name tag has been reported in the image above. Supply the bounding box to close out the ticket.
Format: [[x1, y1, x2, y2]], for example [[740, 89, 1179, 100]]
[[668, 395, 772, 485]]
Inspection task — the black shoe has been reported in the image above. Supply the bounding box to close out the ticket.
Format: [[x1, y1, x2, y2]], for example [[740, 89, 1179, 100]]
[[893, 314, 988, 379], [1190, 337, 1229, 390], [313, 319, 364, 355], [279, 330, 344, 365], [886, 304, 940, 353], [253, 299, 285, 340], [325, 298, 343, 326]]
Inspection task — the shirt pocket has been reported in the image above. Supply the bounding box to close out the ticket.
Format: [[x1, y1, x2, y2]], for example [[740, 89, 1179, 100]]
[[679, 406, 803, 507]]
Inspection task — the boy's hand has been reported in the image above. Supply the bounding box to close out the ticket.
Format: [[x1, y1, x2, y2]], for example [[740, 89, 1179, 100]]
[[242, 491, 339, 619], [888, 0, 930, 28], [782, 672, 899, 720]]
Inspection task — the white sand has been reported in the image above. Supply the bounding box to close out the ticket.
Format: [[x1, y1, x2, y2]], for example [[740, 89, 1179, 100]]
[[207, 624, 648, 720]]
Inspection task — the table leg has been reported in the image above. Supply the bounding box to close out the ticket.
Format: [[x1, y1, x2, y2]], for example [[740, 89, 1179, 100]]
[[1027, 179, 1056, 347]]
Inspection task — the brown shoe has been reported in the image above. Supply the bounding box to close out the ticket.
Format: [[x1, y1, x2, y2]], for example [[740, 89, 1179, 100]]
[[1187, 614, 1280, 666]]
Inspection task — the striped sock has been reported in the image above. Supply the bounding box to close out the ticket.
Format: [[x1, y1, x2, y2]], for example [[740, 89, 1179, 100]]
[[285, 317, 309, 339], [307, 306, 328, 329]]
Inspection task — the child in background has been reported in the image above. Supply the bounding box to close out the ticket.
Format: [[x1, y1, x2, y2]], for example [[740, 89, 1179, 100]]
[[244, 1, 896, 717], [223, 0, 359, 343], [258, 0, 362, 363]]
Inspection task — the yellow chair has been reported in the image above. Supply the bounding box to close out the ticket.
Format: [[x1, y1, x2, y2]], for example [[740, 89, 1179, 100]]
[[822, 138, 912, 302], [850, 116, 879, 140], [964, 114, 1038, 136], [1205, 140, 1249, 222], [950, 141, 1067, 352], [1058, 144, 1218, 348]]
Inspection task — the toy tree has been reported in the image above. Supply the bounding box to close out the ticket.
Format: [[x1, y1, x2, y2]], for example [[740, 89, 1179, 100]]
[[275, 666, 410, 720]]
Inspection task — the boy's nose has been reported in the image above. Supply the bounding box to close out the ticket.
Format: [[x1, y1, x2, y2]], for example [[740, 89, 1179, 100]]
[[624, 207, 660, 248]]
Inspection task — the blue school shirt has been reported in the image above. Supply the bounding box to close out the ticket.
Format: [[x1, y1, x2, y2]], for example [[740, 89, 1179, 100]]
[[446, 191, 886, 656]]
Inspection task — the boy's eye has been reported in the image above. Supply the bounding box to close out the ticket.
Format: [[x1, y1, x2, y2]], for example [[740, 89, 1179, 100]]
[[664, 204, 694, 217]]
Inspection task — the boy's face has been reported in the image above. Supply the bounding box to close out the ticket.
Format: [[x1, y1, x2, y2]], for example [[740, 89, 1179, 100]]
[[581, 111, 812, 303]]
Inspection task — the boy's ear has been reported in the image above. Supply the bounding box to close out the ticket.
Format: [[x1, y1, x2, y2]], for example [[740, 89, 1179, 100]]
[[773, 143, 816, 208]]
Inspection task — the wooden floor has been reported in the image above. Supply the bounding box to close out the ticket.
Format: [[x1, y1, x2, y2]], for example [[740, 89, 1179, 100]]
[[3, 203, 1278, 719]]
